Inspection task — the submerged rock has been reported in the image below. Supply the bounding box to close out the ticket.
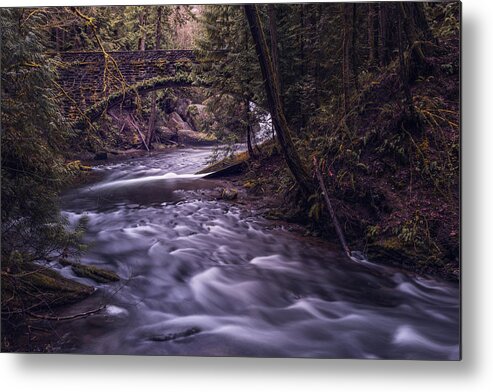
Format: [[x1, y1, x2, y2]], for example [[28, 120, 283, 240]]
[[148, 327, 201, 342]]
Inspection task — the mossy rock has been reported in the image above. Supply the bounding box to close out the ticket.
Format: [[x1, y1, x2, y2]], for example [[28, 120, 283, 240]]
[[60, 260, 120, 284], [66, 160, 92, 172], [1, 262, 94, 311], [176, 129, 217, 146], [221, 188, 238, 200]]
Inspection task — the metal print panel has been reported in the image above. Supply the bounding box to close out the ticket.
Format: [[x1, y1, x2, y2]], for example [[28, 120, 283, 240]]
[[0, 2, 461, 359]]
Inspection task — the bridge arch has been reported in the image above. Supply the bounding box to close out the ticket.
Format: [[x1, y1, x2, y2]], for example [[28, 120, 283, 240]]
[[55, 49, 211, 126], [72, 74, 208, 129]]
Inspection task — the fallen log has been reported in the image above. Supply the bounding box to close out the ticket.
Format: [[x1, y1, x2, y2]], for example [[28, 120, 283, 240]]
[[200, 161, 248, 178]]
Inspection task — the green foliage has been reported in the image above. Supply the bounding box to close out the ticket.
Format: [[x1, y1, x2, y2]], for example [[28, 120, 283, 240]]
[[196, 5, 262, 101], [366, 225, 381, 240], [307, 194, 324, 221], [1, 8, 83, 263], [44, 6, 195, 52], [391, 212, 440, 255], [427, 2, 460, 40], [0, 3, 460, 279]]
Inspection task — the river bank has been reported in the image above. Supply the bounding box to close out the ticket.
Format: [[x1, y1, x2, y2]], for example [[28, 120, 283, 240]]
[[2, 147, 459, 357], [195, 142, 459, 282]]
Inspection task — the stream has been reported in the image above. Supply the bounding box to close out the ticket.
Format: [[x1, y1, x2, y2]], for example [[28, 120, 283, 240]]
[[54, 147, 460, 359]]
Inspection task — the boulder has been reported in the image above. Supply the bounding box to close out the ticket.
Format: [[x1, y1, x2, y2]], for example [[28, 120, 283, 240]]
[[166, 111, 193, 133], [157, 126, 176, 140], [185, 104, 213, 132], [176, 129, 217, 145], [175, 98, 192, 119], [221, 188, 238, 201]]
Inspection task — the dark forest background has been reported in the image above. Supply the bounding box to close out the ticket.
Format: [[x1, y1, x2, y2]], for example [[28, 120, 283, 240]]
[[1, 2, 460, 349]]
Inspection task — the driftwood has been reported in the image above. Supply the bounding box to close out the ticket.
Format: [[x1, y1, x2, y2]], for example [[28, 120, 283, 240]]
[[27, 304, 106, 321], [313, 157, 352, 258], [129, 114, 150, 151]]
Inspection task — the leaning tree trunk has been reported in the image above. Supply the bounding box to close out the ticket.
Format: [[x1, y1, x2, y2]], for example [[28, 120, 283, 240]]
[[267, 4, 281, 99], [244, 4, 313, 195]]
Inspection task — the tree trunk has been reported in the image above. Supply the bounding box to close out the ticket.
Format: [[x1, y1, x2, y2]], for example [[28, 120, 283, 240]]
[[400, 2, 434, 77], [351, 4, 359, 92], [155, 6, 163, 49], [313, 4, 322, 109], [267, 4, 281, 96], [138, 10, 147, 51], [341, 4, 350, 117], [245, 100, 255, 158], [398, 11, 415, 120], [378, 3, 390, 66], [367, 3, 377, 67], [267, 3, 284, 130], [146, 7, 163, 148], [300, 4, 307, 129], [244, 4, 313, 195], [397, 9, 421, 132], [146, 96, 157, 148], [402, 2, 434, 43]]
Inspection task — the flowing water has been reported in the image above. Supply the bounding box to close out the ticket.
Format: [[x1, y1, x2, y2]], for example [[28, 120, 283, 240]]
[[54, 147, 460, 359]]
